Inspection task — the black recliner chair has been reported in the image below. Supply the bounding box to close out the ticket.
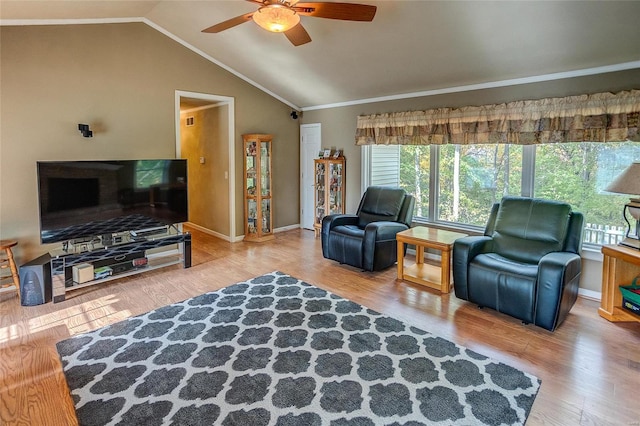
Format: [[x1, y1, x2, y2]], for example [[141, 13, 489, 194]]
[[321, 186, 415, 271], [452, 196, 583, 331]]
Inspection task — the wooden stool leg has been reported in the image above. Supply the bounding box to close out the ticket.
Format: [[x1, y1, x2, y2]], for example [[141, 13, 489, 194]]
[[8, 247, 20, 297], [4, 247, 20, 300]]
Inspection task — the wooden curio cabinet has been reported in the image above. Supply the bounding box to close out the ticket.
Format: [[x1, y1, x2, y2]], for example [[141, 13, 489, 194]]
[[314, 157, 346, 237], [243, 134, 274, 242]]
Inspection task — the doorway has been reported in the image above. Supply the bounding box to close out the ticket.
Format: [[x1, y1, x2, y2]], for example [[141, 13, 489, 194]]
[[175, 91, 236, 241]]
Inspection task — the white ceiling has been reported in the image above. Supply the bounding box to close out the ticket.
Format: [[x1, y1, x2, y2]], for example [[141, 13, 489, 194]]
[[2, 0, 640, 110]]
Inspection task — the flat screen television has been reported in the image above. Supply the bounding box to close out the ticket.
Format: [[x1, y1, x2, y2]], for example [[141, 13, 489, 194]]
[[37, 160, 188, 244]]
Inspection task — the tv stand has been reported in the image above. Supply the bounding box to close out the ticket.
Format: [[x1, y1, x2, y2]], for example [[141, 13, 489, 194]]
[[130, 226, 168, 238], [50, 227, 191, 303]]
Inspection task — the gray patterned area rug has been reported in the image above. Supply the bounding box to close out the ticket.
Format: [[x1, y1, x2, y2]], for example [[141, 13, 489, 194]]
[[57, 271, 540, 426]]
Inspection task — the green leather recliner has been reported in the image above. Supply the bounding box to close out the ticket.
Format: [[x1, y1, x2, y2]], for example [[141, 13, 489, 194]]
[[321, 186, 415, 271], [452, 196, 584, 331]]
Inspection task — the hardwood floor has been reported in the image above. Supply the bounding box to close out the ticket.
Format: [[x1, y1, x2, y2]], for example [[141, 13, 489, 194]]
[[1, 227, 639, 425]]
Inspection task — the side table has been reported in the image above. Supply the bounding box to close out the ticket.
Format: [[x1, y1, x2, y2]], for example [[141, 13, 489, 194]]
[[599, 244, 640, 323], [396, 227, 468, 293]]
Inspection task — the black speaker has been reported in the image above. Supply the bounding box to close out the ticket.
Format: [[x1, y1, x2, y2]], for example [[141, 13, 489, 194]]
[[19, 253, 52, 306]]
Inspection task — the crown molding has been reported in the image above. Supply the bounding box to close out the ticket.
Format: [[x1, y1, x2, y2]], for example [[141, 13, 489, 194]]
[[0, 17, 301, 111], [141, 18, 300, 111], [2, 17, 639, 113], [0, 17, 142, 26], [302, 60, 640, 112]]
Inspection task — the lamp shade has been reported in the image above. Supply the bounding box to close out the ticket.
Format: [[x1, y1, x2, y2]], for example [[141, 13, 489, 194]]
[[253, 5, 300, 33], [605, 161, 640, 197]]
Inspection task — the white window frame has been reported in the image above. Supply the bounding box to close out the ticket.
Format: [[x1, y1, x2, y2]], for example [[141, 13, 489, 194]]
[[362, 143, 622, 250]]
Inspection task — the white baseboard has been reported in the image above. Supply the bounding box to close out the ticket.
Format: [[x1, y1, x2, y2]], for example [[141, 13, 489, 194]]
[[234, 223, 301, 242], [275, 224, 301, 233], [186, 222, 301, 242], [184, 222, 232, 242], [578, 288, 601, 302]]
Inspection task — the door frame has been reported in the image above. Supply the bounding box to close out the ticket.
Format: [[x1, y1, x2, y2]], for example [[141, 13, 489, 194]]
[[175, 90, 237, 241], [300, 123, 322, 230]]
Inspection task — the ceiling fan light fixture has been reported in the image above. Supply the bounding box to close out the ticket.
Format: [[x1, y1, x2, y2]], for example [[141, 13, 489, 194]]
[[253, 5, 300, 33]]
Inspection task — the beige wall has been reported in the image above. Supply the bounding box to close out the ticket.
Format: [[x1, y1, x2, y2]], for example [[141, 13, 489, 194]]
[[301, 70, 640, 293], [0, 23, 300, 262]]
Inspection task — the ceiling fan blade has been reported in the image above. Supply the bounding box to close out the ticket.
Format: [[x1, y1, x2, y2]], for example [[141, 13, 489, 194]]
[[284, 23, 312, 46], [294, 2, 376, 21], [202, 12, 254, 33]]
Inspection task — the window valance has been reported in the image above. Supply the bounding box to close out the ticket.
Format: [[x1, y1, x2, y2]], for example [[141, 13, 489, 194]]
[[355, 90, 640, 145]]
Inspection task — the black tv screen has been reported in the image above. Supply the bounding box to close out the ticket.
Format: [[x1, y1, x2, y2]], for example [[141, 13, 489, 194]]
[[37, 160, 188, 244]]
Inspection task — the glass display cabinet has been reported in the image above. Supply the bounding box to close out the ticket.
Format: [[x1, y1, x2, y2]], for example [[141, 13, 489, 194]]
[[314, 156, 346, 237], [243, 134, 274, 242]]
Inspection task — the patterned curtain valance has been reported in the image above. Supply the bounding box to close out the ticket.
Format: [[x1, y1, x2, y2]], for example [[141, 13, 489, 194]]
[[355, 90, 640, 146]]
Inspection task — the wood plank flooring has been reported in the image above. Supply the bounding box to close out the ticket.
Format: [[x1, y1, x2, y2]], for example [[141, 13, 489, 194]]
[[1, 227, 639, 425]]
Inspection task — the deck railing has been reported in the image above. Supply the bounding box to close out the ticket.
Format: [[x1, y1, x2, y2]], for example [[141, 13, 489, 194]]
[[583, 223, 625, 245]]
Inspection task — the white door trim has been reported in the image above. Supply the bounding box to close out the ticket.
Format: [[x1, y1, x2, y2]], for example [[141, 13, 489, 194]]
[[175, 90, 237, 241]]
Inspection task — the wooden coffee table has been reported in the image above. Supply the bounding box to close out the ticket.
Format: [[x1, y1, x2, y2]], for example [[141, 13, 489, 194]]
[[396, 226, 468, 293]]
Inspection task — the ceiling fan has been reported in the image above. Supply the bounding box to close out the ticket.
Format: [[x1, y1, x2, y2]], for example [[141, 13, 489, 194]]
[[202, 0, 377, 46]]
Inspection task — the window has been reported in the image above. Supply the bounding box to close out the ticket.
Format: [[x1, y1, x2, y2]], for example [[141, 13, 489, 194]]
[[367, 141, 640, 245], [370, 144, 400, 187], [136, 160, 167, 188], [534, 142, 640, 244], [438, 144, 522, 226], [400, 146, 430, 218]]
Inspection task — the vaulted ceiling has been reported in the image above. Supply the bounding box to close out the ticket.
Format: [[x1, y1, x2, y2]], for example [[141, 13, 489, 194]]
[[2, 0, 640, 110]]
